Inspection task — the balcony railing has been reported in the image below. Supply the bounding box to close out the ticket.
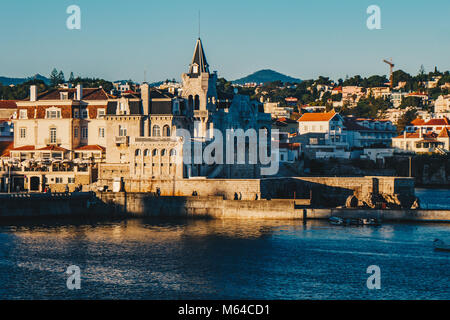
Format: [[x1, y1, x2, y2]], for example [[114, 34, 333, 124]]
[[193, 110, 209, 118]]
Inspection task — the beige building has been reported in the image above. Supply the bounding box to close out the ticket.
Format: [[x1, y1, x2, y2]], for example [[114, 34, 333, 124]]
[[392, 128, 450, 154]]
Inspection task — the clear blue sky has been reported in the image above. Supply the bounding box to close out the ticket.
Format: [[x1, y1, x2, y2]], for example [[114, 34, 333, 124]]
[[0, 0, 449, 83]]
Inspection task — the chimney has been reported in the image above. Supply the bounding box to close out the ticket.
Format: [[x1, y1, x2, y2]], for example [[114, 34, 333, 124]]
[[141, 83, 150, 115], [30, 85, 37, 102], [76, 84, 83, 100]]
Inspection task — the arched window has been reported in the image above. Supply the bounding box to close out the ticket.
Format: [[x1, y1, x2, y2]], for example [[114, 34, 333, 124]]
[[170, 149, 176, 156], [144, 149, 149, 157], [163, 125, 170, 137], [161, 149, 167, 156], [194, 95, 200, 110], [188, 95, 193, 109], [135, 149, 141, 156], [152, 125, 161, 137], [152, 149, 158, 156]]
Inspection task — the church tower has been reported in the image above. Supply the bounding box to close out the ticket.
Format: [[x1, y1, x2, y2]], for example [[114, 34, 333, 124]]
[[181, 38, 217, 139]]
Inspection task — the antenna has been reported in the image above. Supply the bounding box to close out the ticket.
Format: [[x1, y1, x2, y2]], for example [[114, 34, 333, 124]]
[[144, 70, 147, 83]]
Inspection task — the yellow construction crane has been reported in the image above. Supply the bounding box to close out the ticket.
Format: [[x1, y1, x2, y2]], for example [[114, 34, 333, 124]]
[[383, 58, 395, 89]]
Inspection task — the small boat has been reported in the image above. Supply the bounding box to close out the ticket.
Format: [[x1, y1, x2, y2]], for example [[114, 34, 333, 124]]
[[329, 216, 345, 225], [361, 218, 382, 226], [434, 239, 450, 252]]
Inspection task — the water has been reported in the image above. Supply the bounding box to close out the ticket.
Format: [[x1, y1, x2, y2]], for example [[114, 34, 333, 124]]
[[416, 188, 450, 209], [0, 218, 448, 300]]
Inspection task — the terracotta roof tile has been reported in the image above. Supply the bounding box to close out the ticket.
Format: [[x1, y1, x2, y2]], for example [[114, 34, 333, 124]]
[[0, 100, 18, 109], [298, 110, 337, 122], [74, 145, 105, 151]]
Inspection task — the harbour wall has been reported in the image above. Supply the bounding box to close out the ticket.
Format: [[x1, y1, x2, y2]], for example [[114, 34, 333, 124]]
[[0, 192, 448, 222], [95, 176, 415, 207]]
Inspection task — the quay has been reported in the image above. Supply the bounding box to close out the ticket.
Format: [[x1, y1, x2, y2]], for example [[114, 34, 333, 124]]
[[0, 191, 449, 223]]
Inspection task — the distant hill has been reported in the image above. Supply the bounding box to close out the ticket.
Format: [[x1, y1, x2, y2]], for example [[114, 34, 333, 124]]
[[233, 69, 301, 85], [0, 74, 50, 86]]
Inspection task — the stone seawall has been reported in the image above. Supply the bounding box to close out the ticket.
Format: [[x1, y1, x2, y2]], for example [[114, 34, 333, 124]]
[[0, 192, 448, 223], [95, 176, 415, 207], [0, 193, 98, 218]]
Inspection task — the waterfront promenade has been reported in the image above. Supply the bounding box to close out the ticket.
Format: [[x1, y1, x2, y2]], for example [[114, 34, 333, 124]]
[[0, 191, 449, 223]]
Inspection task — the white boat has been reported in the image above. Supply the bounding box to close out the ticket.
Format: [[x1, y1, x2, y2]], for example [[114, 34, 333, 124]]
[[434, 239, 450, 252]]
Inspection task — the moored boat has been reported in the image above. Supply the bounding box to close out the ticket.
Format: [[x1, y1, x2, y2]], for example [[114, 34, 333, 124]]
[[329, 216, 344, 225]]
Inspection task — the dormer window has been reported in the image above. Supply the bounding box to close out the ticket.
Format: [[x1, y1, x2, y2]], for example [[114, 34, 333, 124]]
[[193, 64, 199, 73], [97, 109, 106, 118], [46, 107, 61, 119], [119, 102, 128, 115], [19, 110, 28, 119], [60, 92, 69, 100]]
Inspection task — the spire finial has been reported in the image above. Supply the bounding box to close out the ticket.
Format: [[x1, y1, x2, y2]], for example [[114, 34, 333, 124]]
[[198, 10, 201, 38]]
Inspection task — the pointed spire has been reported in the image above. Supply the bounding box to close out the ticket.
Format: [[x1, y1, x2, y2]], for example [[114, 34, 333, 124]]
[[189, 38, 209, 75]]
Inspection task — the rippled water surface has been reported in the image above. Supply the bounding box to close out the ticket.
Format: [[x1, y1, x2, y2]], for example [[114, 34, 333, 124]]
[[416, 188, 450, 209], [0, 218, 448, 300]]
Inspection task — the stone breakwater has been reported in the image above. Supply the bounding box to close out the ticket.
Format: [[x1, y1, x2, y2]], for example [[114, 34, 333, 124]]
[[0, 192, 448, 223]]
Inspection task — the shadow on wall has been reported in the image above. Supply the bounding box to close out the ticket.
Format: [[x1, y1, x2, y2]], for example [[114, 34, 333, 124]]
[[259, 178, 355, 208]]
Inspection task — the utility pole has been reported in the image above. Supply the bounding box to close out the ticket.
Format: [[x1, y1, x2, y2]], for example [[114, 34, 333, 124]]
[[409, 156, 412, 178]]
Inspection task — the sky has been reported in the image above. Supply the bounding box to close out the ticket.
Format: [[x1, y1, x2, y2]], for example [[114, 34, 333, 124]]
[[0, 0, 449, 83]]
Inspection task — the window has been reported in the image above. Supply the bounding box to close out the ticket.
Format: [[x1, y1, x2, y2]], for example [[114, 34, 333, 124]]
[[50, 128, 57, 144], [119, 102, 127, 115], [163, 125, 170, 137], [98, 127, 105, 138], [144, 149, 149, 157], [81, 127, 88, 139], [73, 109, 79, 118], [193, 64, 198, 73], [81, 109, 88, 119], [19, 110, 28, 119], [20, 128, 26, 139], [152, 149, 158, 156], [97, 109, 105, 117], [55, 177, 63, 183], [68, 178, 75, 184], [46, 109, 61, 119], [119, 125, 127, 137], [170, 149, 176, 156], [161, 149, 167, 156], [74, 127, 79, 138], [152, 125, 161, 137], [135, 149, 141, 156]]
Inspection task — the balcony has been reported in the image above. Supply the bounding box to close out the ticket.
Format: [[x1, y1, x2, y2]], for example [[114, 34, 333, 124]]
[[115, 136, 129, 146], [193, 110, 209, 118], [44, 138, 62, 145]]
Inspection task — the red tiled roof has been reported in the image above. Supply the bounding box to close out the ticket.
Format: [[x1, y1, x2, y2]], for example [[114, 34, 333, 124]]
[[74, 145, 105, 151], [0, 141, 14, 157], [438, 128, 450, 138], [0, 100, 18, 109], [423, 118, 450, 126], [298, 110, 337, 122], [394, 132, 438, 139], [11, 145, 35, 151], [37, 145, 68, 152], [411, 118, 426, 125]]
